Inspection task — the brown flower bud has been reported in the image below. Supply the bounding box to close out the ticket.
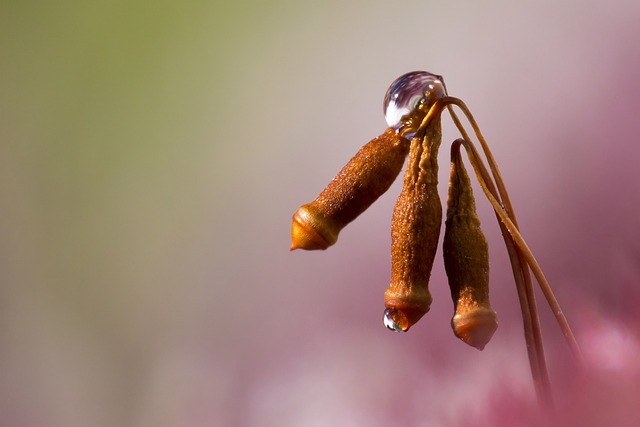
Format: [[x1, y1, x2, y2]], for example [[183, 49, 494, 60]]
[[384, 117, 443, 332], [443, 144, 497, 350], [291, 128, 410, 250]]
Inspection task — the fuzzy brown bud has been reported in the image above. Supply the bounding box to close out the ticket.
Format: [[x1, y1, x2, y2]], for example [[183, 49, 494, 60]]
[[384, 117, 443, 332], [291, 128, 410, 250], [443, 144, 497, 350]]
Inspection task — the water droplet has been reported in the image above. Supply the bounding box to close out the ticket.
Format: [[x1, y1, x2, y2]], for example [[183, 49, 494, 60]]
[[383, 71, 446, 136], [383, 308, 405, 332]]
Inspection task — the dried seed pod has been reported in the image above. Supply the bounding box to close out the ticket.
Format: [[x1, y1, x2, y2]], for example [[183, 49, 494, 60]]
[[443, 144, 497, 350], [291, 128, 410, 250], [384, 117, 443, 332]]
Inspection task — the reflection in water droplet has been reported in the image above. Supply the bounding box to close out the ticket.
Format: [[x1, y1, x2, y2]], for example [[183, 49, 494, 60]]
[[383, 308, 404, 332], [383, 71, 446, 136]]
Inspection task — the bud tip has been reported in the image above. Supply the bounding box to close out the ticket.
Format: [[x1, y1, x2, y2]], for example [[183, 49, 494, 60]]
[[452, 308, 498, 351], [290, 206, 334, 251]]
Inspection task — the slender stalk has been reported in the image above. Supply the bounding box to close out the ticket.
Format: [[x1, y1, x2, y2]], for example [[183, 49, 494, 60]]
[[440, 99, 553, 402], [414, 95, 582, 409], [450, 138, 552, 407], [453, 150, 582, 362], [445, 104, 554, 402], [446, 103, 582, 362], [417, 99, 552, 405]]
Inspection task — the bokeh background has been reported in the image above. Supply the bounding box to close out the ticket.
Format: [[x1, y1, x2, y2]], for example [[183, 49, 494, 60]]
[[2, 1, 640, 426]]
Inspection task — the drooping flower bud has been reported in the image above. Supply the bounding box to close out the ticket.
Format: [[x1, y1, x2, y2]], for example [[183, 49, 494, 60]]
[[291, 128, 409, 250], [384, 116, 443, 332], [443, 144, 497, 350]]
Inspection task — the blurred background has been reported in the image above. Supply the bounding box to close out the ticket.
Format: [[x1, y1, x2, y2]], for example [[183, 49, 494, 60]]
[[1, 1, 640, 426]]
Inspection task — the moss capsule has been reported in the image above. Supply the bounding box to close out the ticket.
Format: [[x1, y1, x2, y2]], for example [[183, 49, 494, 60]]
[[443, 144, 497, 350], [291, 128, 409, 250], [384, 117, 443, 332]]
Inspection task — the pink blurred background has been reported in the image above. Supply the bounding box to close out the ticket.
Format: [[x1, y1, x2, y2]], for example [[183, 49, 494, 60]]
[[1, 1, 640, 426]]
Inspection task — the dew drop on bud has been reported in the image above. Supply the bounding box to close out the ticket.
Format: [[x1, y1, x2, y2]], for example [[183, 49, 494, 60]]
[[383, 308, 406, 332], [383, 71, 446, 134]]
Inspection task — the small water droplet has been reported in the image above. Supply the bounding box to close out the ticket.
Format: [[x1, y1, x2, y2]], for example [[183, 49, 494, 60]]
[[383, 308, 404, 332], [383, 71, 446, 136]]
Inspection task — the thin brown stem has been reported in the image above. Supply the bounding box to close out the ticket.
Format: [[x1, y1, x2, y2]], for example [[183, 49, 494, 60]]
[[457, 156, 582, 362], [446, 100, 517, 225], [446, 104, 565, 406], [445, 105, 552, 393], [445, 103, 582, 363], [450, 138, 552, 408], [418, 99, 582, 407]]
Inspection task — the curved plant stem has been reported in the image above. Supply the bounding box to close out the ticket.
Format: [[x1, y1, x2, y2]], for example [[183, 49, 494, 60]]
[[419, 98, 552, 406], [418, 97, 583, 412], [445, 103, 553, 403], [455, 140, 582, 361], [446, 101, 582, 362], [449, 137, 552, 408]]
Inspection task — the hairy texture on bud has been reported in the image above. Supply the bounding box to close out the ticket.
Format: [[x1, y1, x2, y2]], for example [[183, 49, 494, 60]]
[[443, 146, 497, 350], [291, 128, 409, 250], [384, 118, 443, 331]]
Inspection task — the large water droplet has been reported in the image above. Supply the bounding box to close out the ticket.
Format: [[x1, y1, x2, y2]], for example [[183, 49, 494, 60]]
[[383, 71, 446, 135]]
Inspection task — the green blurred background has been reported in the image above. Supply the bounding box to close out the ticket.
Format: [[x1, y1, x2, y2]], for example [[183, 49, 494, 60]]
[[2, 1, 640, 426]]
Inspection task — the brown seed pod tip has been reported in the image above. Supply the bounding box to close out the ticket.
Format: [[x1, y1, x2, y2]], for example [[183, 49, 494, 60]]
[[383, 296, 431, 332], [290, 204, 337, 251], [452, 307, 498, 350]]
